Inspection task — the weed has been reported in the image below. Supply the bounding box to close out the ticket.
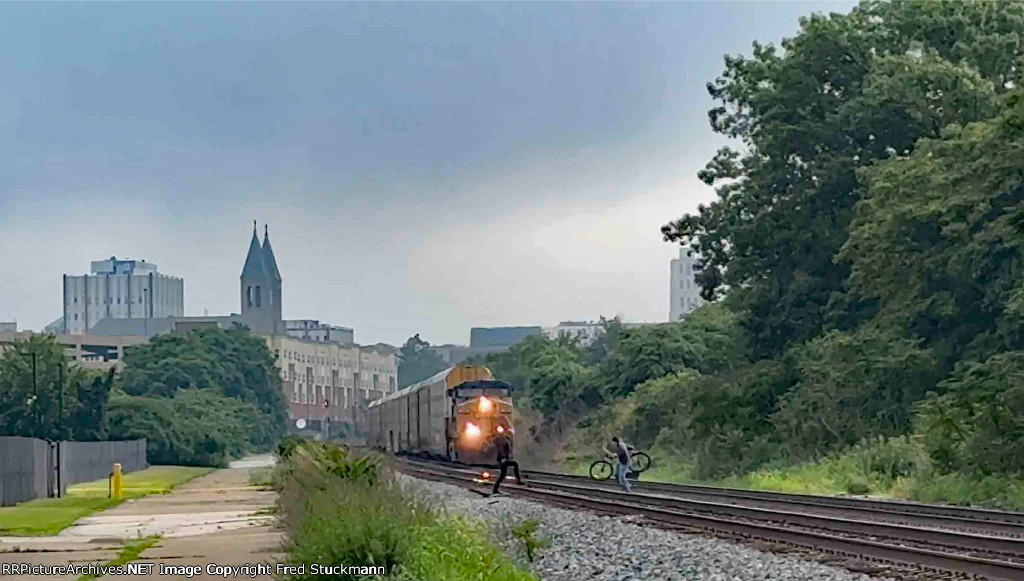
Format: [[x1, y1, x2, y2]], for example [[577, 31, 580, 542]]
[[510, 518, 551, 562]]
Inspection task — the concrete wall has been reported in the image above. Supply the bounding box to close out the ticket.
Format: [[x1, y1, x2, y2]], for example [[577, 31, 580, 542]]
[[59, 440, 147, 495], [0, 437, 51, 507], [0, 437, 147, 506]]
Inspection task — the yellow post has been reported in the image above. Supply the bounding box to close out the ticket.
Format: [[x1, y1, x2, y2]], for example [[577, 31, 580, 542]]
[[112, 463, 123, 500]]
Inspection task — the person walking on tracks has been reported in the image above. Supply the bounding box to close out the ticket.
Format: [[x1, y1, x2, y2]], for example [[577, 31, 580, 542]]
[[490, 421, 522, 495], [603, 436, 632, 493]]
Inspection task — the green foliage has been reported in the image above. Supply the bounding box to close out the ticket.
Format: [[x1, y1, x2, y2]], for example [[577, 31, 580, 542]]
[[107, 389, 260, 467], [393, 515, 537, 581], [398, 334, 448, 389], [660, 360, 792, 479], [843, 90, 1024, 362], [276, 434, 309, 458], [662, 0, 1024, 356], [917, 351, 1024, 476], [598, 304, 746, 399], [719, 436, 925, 496], [509, 518, 550, 563], [0, 334, 111, 441], [277, 446, 535, 581], [903, 472, 1024, 511], [483, 334, 592, 420], [120, 327, 286, 448], [771, 327, 942, 459]]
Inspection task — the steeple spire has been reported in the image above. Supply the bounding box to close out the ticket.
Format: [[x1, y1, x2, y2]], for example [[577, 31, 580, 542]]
[[241, 222, 267, 278], [262, 224, 282, 281]]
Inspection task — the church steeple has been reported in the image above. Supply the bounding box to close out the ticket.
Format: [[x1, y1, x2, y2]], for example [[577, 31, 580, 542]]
[[239, 221, 283, 335], [241, 221, 268, 278]]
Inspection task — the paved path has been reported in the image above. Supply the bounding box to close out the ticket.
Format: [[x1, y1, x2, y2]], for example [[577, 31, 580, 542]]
[[0, 456, 284, 580]]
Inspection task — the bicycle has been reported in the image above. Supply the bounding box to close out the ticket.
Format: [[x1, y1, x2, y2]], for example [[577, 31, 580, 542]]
[[589, 450, 652, 481]]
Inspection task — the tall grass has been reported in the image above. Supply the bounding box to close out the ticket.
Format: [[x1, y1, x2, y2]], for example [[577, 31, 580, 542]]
[[276, 442, 536, 581]]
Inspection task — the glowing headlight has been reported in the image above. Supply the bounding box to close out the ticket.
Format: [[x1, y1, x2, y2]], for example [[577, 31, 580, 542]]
[[496, 425, 505, 434], [464, 423, 481, 438], [478, 396, 493, 413]]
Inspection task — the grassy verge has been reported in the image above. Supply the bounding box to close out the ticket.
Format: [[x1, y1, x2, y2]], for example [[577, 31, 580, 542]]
[[277, 441, 536, 580], [618, 437, 1024, 512], [76, 536, 160, 581], [0, 466, 212, 536]]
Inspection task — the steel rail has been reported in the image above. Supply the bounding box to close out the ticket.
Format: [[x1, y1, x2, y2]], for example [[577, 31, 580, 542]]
[[527, 468, 1024, 526], [522, 470, 1024, 538], [400, 463, 1024, 581]]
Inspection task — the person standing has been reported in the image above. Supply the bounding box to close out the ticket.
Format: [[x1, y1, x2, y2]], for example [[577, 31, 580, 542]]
[[603, 436, 632, 493], [491, 423, 522, 495]]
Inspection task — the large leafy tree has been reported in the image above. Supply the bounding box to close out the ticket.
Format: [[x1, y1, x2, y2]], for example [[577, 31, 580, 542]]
[[662, 0, 1024, 357], [842, 90, 1024, 364], [397, 334, 448, 388], [107, 389, 261, 467], [597, 304, 747, 399], [120, 326, 286, 447], [0, 334, 109, 441]]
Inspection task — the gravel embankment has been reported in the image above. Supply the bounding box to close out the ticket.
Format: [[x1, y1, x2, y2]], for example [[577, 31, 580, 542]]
[[402, 476, 898, 581]]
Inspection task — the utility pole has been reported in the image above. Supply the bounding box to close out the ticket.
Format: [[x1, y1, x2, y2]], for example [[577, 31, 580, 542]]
[[56, 363, 63, 498], [31, 352, 38, 438]]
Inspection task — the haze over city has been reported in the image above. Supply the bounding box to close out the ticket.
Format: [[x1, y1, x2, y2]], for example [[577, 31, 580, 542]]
[[0, 1, 852, 345]]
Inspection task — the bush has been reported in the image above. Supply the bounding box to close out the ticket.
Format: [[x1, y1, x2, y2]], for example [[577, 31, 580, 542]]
[[276, 445, 535, 581], [771, 328, 942, 460], [107, 389, 259, 467], [652, 361, 791, 479], [916, 351, 1024, 476], [280, 462, 423, 578]]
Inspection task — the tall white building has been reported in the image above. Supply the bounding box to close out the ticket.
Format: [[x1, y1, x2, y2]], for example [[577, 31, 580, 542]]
[[63, 257, 183, 334], [670, 247, 705, 321]]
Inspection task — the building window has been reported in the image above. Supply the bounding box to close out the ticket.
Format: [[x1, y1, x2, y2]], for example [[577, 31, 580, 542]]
[[254, 286, 262, 307], [246, 286, 253, 307]]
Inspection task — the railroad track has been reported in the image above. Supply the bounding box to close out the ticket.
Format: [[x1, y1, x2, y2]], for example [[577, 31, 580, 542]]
[[398, 459, 1024, 581], [528, 468, 1024, 533]]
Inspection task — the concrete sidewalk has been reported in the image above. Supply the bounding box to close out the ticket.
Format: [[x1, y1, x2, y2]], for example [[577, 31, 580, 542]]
[[0, 456, 284, 581]]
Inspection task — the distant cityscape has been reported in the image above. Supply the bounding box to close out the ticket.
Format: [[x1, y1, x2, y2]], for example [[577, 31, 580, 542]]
[[0, 227, 705, 427]]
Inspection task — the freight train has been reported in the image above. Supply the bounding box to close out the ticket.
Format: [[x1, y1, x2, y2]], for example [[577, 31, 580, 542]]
[[364, 365, 514, 464]]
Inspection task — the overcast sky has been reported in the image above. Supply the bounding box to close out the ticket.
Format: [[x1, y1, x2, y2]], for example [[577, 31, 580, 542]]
[[0, 1, 854, 346]]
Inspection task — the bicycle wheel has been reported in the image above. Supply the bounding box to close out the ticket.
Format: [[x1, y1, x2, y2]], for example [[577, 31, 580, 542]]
[[589, 460, 614, 480], [629, 451, 652, 473]]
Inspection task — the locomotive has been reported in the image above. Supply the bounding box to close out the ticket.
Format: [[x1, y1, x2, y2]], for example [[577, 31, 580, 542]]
[[364, 364, 514, 464]]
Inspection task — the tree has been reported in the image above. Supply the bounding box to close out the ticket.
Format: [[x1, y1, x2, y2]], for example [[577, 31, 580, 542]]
[[0, 334, 98, 441], [917, 351, 1024, 476], [397, 334, 447, 389], [770, 327, 942, 459], [596, 304, 747, 399], [841, 89, 1024, 365], [107, 388, 259, 467], [119, 326, 287, 448], [662, 0, 1024, 357]]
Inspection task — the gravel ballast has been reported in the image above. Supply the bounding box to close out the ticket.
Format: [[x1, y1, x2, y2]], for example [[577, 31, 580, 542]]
[[403, 476, 898, 581]]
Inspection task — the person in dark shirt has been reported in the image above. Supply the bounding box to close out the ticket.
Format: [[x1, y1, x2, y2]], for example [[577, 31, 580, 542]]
[[490, 422, 522, 495], [602, 436, 632, 492]]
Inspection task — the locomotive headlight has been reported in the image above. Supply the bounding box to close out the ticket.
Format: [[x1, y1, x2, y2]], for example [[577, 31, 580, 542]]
[[478, 396, 493, 413], [496, 425, 505, 434], [464, 422, 481, 438]]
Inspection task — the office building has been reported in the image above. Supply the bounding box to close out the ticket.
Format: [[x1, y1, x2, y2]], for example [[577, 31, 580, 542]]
[[63, 257, 183, 334], [670, 246, 705, 321]]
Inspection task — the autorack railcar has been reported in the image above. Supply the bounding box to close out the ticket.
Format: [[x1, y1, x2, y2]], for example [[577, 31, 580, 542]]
[[364, 365, 514, 464]]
